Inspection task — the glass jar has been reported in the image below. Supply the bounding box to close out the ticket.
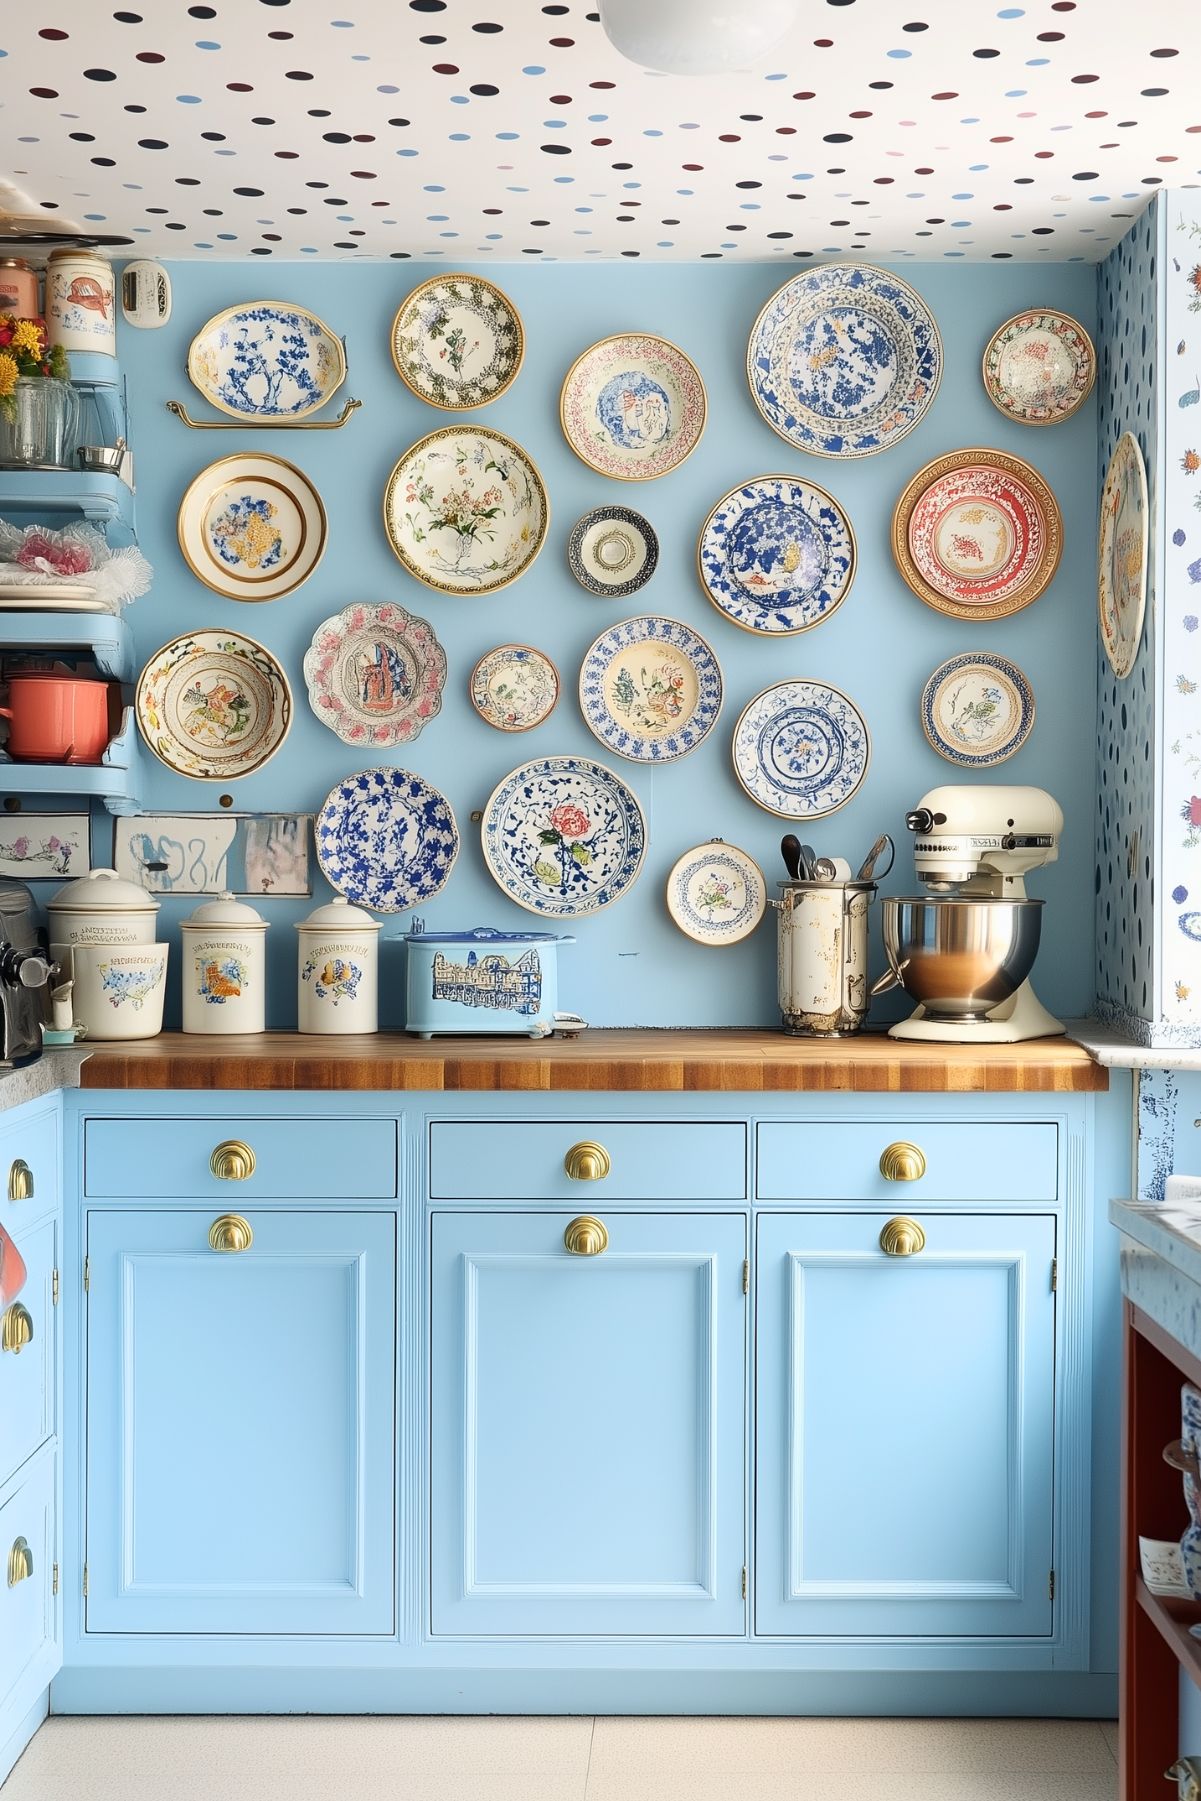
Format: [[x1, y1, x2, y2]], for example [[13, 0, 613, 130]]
[[0, 377, 80, 469]]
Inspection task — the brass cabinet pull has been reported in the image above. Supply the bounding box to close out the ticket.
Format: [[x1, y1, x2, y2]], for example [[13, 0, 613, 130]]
[[7, 1159, 32, 1202], [563, 1140, 611, 1183], [879, 1217, 926, 1258], [879, 1141, 927, 1183], [208, 1214, 253, 1254], [7, 1537, 32, 1588], [210, 1140, 256, 1183], [564, 1215, 609, 1257], [1, 1302, 33, 1354]]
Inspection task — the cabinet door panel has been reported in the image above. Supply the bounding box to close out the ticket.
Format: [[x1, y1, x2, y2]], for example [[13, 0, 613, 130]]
[[0, 1453, 55, 1713], [0, 1215, 55, 1488]]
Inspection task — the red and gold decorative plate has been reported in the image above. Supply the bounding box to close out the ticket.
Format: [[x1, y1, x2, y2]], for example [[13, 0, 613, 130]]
[[890, 448, 1062, 621]]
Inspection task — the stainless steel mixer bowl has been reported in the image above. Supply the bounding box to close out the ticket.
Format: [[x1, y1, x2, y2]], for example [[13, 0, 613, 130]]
[[879, 897, 1044, 1022]]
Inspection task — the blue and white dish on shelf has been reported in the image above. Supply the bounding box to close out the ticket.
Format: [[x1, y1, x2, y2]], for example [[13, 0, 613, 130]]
[[187, 302, 346, 421], [920, 651, 1035, 768], [481, 754, 647, 918], [567, 507, 659, 598], [732, 679, 870, 819], [697, 475, 856, 635], [747, 262, 942, 459], [665, 841, 766, 947], [579, 615, 722, 763], [315, 766, 459, 914]]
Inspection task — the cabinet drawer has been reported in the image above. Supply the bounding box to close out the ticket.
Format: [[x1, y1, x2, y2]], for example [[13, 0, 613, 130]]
[[0, 1105, 59, 1231], [429, 1120, 746, 1200], [0, 1215, 55, 1489], [84, 1116, 398, 1199], [0, 1452, 55, 1713], [756, 1121, 1058, 1202]]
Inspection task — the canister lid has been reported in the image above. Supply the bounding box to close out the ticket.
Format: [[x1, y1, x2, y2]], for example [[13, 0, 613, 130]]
[[295, 897, 379, 933], [48, 867, 159, 916], [180, 891, 268, 930]]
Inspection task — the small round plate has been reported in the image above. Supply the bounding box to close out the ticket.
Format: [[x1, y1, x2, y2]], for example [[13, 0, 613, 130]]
[[891, 448, 1062, 621], [315, 766, 459, 913], [732, 679, 870, 819], [665, 841, 766, 947], [697, 474, 856, 636], [481, 754, 647, 918], [470, 644, 560, 732], [982, 309, 1096, 426], [567, 506, 659, 597], [187, 301, 346, 422], [383, 426, 548, 596], [136, 629, 292, 780], [1099, 430, 1149, 679], [177, 453, 327, 602], [303, 601, 446, 749], [559, 334, 706, 481], [920, 652, 1035, 768], [390, 273, 524, 410], [579, 614, 723, 763]]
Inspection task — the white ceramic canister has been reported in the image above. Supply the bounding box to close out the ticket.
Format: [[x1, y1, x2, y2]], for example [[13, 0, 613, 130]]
[[180, 892, 268, 1034], [45, 247, 116, 357], [70, 942, 169, 1042], [295, 897, 379, 1034], [47, 866, 159, 969], [775, 880, 877, 1037]]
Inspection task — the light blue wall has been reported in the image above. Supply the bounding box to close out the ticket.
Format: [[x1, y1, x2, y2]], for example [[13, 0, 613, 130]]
[[116, 259, 1098, 1029]]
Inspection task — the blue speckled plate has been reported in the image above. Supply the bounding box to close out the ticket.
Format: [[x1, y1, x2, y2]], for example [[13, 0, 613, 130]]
[[481, 754, 647, 918], [697, 475, 856, 635], [732, 679, 870, 819], [315, 766, 458, 913], [920, 652, 1035, 768], [579, 614, 722, 763]]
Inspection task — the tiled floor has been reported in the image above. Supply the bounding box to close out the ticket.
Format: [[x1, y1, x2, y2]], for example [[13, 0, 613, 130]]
[[1, 1715, 1119, 1801]]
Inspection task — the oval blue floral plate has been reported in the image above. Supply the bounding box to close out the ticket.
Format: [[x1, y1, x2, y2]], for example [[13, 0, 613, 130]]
[[579, 615, 722, 763], [481, 754, 647, 918], [177, 452, 327, 603], [920, 652, 1035, 768], [697, 475, 856, 635], [315, 766, 459, 913], [187, 301, 346, 421], [732, 679, 870, 819]]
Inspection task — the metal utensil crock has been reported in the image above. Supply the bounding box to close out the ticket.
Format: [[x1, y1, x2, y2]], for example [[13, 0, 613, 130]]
[[773, 878, 877, 1036]]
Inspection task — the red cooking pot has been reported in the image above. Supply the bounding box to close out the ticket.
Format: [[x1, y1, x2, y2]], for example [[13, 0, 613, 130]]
[[0, 672, 110, 764]]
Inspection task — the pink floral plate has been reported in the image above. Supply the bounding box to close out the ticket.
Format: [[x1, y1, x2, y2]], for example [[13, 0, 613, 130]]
[[891, 448, 1063, 621], [559, 334, 706, 481], [303, 601, 446, 748]]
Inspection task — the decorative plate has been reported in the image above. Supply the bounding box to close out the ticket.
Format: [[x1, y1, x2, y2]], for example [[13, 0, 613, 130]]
[[177, 453, 327, 603], [697, 475, 856, 636], [559, 334, 706, 481], [891, 448, 1062, 621], [315, 766, 459, 914], [187, 302, 346, 421], [920, 652, 1035, 768], [469, 644, 559, 733], [732, 679, 870, 819], [1099, 429, 1149, 679], [390, 273, 524, 410], [665, 841, 766, 947], [302, 601, 446, 749], [481, 754, 647, 918], [135, 629, 292, 780], [747, 262, 942, 459], [982, 309, 1096, 426], [383, 427, 548, 596], [579, 615, 722, 763], [567, 506, 659, 597]]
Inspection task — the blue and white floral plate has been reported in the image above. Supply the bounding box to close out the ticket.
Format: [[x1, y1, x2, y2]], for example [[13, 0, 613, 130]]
[[579, 615, 722, 763], [315, 766, 459, 914], [732, 679, 870, 819], [187, 302, 346, 421], [697, 475, 856, 635], [177, 453, 327, 603], [920, 652, 1035, 768], [665, 841, 766, 947], [481, 754, 647, 918], [747, 262, 942, 459], [567, 506, 659, 597]]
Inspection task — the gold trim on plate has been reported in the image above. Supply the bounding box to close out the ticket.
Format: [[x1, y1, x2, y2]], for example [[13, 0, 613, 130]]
[[468, 643, 561, 734], [135, 628, 294, 782], [558, 331, 708, 483], [390, 272, 526, 411], [663, 840, 767, 948], [382, 425, 550, 598], [694, 472, 859, 638], [186, 300, 347, 422], [730, 680, 872, 821], [981, 307, 1096, 427], [177, 452, 328, 604]]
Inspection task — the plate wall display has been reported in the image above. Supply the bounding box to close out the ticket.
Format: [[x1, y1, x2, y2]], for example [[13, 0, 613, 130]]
[[567, 506, 659, 597], [920, 652, 1036, 768], [891, 447, 1062, 621], [747, 262, 942, 459], [732, 679, 870, 819], [1098, 429, 1149, 680], [578, 614, 723, 763], [390, 273, 524, 410], [303, 601, 446, 749], [665, 841, 766, 947], [469, 644, 559, 733], [481, 754, 647, 918], [383, 426, 548, 596], [315, 766, 459, 913], [982, 309, 1096, 426], [187, 302, 346, 421], [559, 334, 706, 481], [177, 452, 327, 603], [696, 474, 856, 636], [135, 630, 292, 780]]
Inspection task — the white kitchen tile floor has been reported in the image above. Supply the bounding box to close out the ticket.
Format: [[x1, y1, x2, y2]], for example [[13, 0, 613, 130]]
[[1, 1715, 1119, 1800]]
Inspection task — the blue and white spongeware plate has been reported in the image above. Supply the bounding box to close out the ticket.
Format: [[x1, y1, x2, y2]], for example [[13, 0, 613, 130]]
[[567, 506, 659, 598], [665, 841, 766, 947], [177, 452, 328, 603], [315, 766, 459, 914], [187, 301, 346, 421], [920, 651, 1035, 768], [579, 614, 722, 763], [732, 679, 870, 819], [481, 754, 647, 918], [747, 262, 942, 459], [697, 475, 856, 635]]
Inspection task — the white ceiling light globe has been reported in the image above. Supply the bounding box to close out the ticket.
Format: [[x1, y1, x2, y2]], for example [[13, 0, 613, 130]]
[[600, 0, 800, 75]]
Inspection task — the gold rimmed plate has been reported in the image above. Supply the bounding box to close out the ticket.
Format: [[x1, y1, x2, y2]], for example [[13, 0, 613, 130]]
[[177, 453, 327, 602], [391, 273, 525, 410], [559, 333, 706, 481], [383, 426, 548, 596], [186, 300, 346, 422], [982, 308, 1096, 426], [135, 628, 292, 781]]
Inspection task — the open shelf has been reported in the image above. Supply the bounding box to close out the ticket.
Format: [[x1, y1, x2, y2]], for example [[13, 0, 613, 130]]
[[0, 705, 143, 814], [0, 611, 133, 681], [1136, 1577, 1201, 1690], [0, 470, 135, 545]]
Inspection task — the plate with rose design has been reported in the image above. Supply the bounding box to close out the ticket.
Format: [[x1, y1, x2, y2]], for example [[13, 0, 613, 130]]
[[315, 766, 459, 913], [567, 506, 659, 597], [391, 273, 524, 410], [697, 474, 856, 635], [470, 644, 559, 733], [303, 601, 446, 750], [383, 426, 548, 596], [891, 448, 1062, 621], [1098, 430, 1148, 679], [982, 309, 1095, 426], [920, 652, 1035, 768], [732, 679, 870, 819], [665, 841, 766, 947], [177, 453, 327, 603], [135, 629, 292, 781], [559, 334, 706, 481], [481, 754, 647, 918], [579, 614, 722, 763]]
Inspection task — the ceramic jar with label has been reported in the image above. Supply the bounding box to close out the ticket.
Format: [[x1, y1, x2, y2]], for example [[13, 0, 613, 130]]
[[46, 867, 159, 970], [45, 247, 116, 358], [295, 897, 379, 1034], [180, 893, 267, 1034], [0, 259, 38, 318]]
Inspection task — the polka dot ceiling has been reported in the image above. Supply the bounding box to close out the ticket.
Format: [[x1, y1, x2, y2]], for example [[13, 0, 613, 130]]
[[1, 0, 1196, 261]]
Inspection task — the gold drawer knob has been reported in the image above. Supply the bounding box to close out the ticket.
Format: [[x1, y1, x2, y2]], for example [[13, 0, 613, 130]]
[[879, 1216, 926, 1258], [210, 1140, 256, 1183], [1, 1302, 33, 1354], [7, 1536, 32, 1588], [564, 1215, 609, 1257], [208, 1214, 253, 1254], [564, 1140, 611, 1183], [879, 1141, 927, 1183], [7, 1159, 32, 1202]]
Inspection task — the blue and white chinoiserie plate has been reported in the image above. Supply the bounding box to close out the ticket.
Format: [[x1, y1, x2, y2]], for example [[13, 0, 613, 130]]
[[747, 262, 942, 459], [187, 302, 346, 421], [315, 766, 459, 914], [665, 840, 766, 947], [177, 453, 327, 603], [696, 475, 856, 636], [579, 615, 723, 763], [920, 651, 1035, 768], [481, 754, 647, 918], [567, 506, 659, 598], [732, 679, 870, 819]]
